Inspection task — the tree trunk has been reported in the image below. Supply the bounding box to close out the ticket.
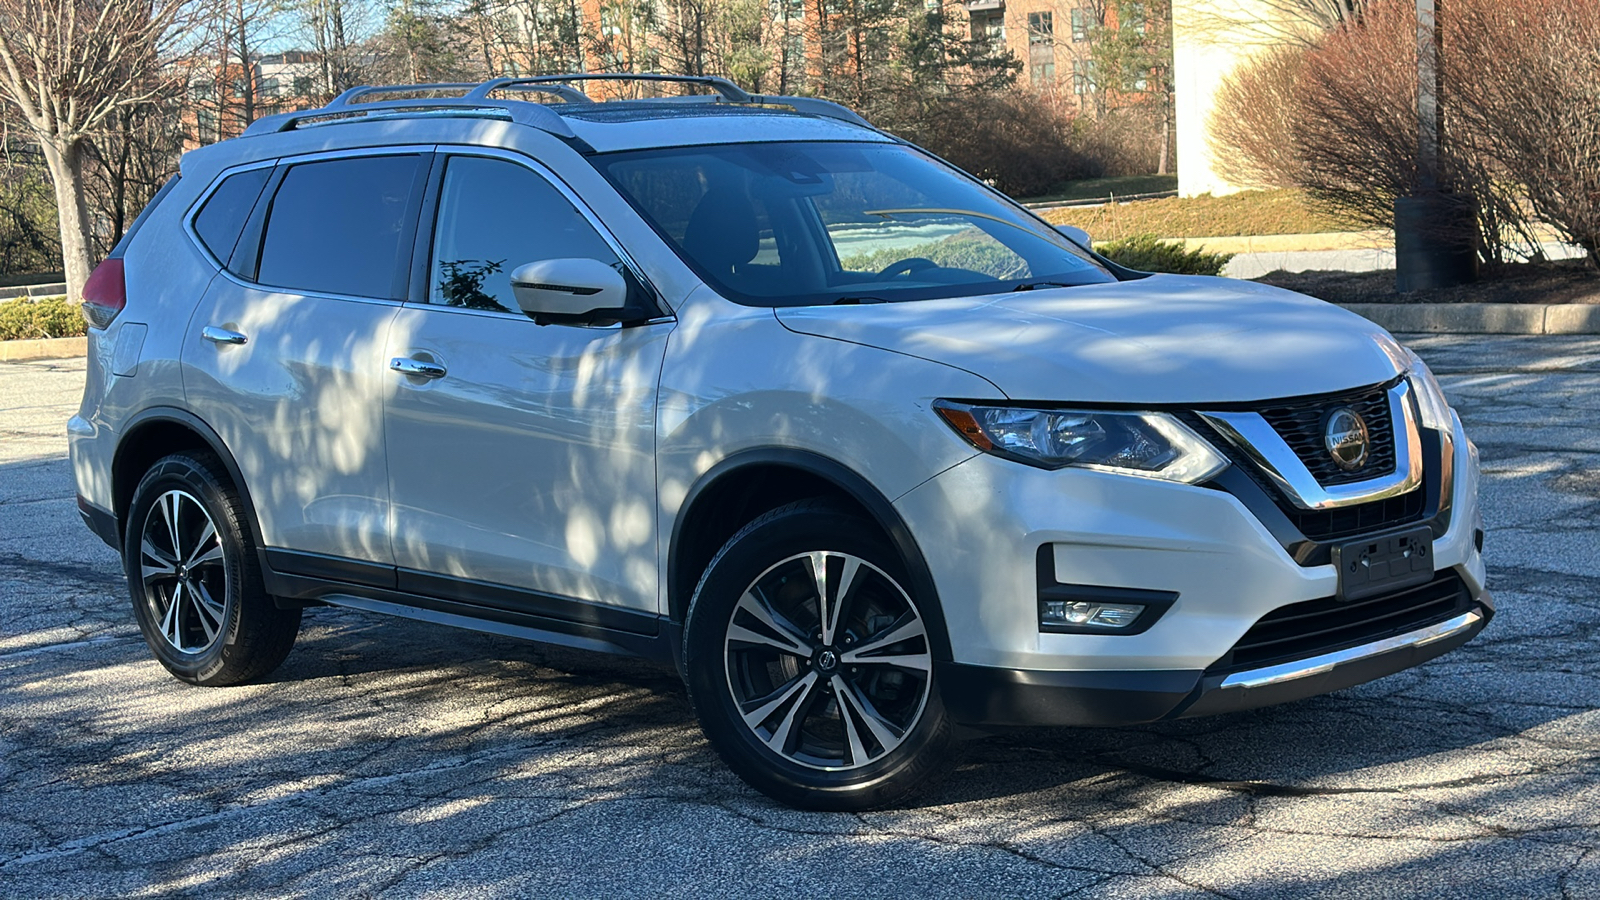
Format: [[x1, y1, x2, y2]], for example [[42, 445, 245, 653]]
[[40, 137, 94, 304], [236, 0, 256, 129], [1158, 100, 1171, 175]]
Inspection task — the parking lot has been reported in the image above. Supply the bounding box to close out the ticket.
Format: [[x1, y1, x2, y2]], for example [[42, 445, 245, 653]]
[[2, 334, 1599, 898]]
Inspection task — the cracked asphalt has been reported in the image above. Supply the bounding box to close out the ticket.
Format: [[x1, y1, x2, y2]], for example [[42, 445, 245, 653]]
[[2, 335, 1599, 898]]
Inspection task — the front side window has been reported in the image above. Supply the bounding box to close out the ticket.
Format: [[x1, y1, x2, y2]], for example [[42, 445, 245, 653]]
[[596, 141, 1113, 308], [256, 155, 423, 299], [427, 155, 621, 314]]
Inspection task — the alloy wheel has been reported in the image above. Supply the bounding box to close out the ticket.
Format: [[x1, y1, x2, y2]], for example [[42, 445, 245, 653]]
[[137, 489, 229, 654], [723, 551, 932, 771]]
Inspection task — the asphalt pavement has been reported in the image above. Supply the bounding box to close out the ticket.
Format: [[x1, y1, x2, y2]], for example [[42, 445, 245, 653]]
[[3, 336, 1599, 898]]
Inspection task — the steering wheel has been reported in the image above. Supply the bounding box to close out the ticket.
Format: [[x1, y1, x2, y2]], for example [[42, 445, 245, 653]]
[[877, 257, 939, 279]]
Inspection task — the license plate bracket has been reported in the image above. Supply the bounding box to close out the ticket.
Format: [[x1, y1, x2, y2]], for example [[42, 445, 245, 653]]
[[1333, 526, 1435, 603]]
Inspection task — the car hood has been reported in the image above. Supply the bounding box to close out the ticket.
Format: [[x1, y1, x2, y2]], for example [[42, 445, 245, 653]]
[[774, 275, 1404, 404]]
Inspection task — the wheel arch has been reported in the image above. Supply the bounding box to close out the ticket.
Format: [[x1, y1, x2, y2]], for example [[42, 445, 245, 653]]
[[112, 407, 264, 550], [667, 448, 952, 662]]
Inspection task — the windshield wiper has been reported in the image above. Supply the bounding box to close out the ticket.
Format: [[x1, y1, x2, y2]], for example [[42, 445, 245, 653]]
[[1011, 281, 1081, 292], [833, 296, 889, 305]]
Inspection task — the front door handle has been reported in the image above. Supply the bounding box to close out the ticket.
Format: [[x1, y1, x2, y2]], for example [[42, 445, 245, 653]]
[[201, 326, 248, 345], [390, 357, 448, 379]]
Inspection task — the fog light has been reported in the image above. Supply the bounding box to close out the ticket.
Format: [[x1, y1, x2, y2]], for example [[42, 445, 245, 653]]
[[1041, 600, 1146, 629]]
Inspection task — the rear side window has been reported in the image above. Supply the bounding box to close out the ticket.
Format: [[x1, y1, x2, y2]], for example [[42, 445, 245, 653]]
[[194, 168, 270, 270], [256, 155, 423, 299]]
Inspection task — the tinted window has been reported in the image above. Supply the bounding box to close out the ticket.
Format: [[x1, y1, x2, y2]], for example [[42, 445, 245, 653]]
[[257, 155, 422, 299], [193, 168, 268, 268], [428, 156, 619, 313]]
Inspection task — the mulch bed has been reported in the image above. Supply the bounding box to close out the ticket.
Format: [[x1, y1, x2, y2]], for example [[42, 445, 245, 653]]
[[1256, 258, 1600, 304]]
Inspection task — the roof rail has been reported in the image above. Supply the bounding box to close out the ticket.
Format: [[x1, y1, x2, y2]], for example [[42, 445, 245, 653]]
[[326, 83, 481, 108], [240, 97, 579, 139], [490, 82, 595, 104], [236, 75, 876, 141], [747, 95, 872, 128], [466, 74, 754, 103]]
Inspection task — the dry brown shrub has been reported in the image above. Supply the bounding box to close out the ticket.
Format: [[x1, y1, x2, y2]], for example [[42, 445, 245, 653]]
[[1075, 106, 1170, 178], [1209, 46, 1307, 190], [1286, 1, 1425, 229], [1451, 0, 1600, 263], [915, 89, 1097, 197], [1209, 0, 1585, 264]]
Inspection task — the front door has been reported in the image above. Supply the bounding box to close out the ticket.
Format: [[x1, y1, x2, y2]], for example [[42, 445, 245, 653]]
[[383, 151, 672, 621]]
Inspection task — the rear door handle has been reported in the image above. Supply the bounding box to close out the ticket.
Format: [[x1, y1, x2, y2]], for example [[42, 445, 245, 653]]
[[390, 357, 447, 379], [201, 326, 248, 345]]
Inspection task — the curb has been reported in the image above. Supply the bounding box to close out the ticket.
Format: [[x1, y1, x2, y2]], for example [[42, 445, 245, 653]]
[[0, 282, 68, 301], [1337, 303, 1600, 335], [0, 336, 87, 361], [1178, 231, 1392, 255]]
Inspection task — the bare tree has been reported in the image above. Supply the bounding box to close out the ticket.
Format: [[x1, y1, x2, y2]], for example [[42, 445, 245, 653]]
[[1177, 0, 1366, 48], [299, 0, 374, 97], [0, 0, 204, 302], [82, 101, 184, 256], [657, 0, 712, 76], [0, 138, 63, 276]]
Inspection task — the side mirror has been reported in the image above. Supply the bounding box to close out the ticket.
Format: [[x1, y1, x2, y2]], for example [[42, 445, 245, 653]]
[[1055, 224, 1092, 248], [510, 258, 631, 325]]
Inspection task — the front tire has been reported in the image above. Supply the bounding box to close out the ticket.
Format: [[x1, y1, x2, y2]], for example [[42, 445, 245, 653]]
[[123, 451, 300, 686], [684, 500, 955, 809]]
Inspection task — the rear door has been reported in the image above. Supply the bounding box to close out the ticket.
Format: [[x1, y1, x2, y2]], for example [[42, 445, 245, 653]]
[[183, 150, 431, 576], [382, 149, 673, 624]]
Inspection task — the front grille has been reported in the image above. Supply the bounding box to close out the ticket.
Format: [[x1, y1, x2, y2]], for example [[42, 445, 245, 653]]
[[1257, 386, 1396, 486], [1209, 570, 1472, 675], [1287, 488, 1428, 542]]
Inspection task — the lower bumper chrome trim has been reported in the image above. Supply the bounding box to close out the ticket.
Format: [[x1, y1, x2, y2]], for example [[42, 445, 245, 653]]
[[1219, 609, 1485, 691]]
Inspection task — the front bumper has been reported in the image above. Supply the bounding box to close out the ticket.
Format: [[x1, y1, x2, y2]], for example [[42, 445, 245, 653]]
[[895, 410, 1488, 726], [940, 591, 1491, 727]]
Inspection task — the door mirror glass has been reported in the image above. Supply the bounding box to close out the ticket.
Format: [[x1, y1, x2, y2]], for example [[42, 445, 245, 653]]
[[511, 258, 630, 324], [1055, 224, 1092, 248]]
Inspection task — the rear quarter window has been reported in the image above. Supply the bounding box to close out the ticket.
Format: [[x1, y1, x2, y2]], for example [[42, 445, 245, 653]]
[[193, 168, 271, 271]]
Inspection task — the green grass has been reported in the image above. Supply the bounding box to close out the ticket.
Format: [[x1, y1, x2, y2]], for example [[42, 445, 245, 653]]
[[1020, 174, 1179, 205], [1041, 188, 1363, 241], [0, 295, 84, 341]]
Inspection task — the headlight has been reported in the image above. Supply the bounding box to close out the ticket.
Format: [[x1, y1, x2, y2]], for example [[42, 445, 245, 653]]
[[933, 401, 1228, 483], [1403, 348, 1454, 431]]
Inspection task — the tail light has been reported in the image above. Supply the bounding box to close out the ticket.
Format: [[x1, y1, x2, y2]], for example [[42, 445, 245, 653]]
[[81, 258, 126, 329]]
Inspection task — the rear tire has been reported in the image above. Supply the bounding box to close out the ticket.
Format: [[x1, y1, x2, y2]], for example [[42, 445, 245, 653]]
[[123, 451, 300, 686], [684, 499, 955, 810]]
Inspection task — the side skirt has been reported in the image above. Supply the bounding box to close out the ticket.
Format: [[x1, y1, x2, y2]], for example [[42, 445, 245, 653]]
[[260, 548, 675, 665]]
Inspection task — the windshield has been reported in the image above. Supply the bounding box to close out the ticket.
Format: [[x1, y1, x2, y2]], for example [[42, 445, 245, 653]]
[[593, 141, 1116, 307]]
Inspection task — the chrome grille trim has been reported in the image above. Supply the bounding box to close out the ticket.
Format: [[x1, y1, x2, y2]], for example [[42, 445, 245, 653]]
[[1199, 381, 1424, 511]]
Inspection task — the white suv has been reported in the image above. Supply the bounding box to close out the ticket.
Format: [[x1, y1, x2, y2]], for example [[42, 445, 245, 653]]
[[69, 75, 1491, 809]]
